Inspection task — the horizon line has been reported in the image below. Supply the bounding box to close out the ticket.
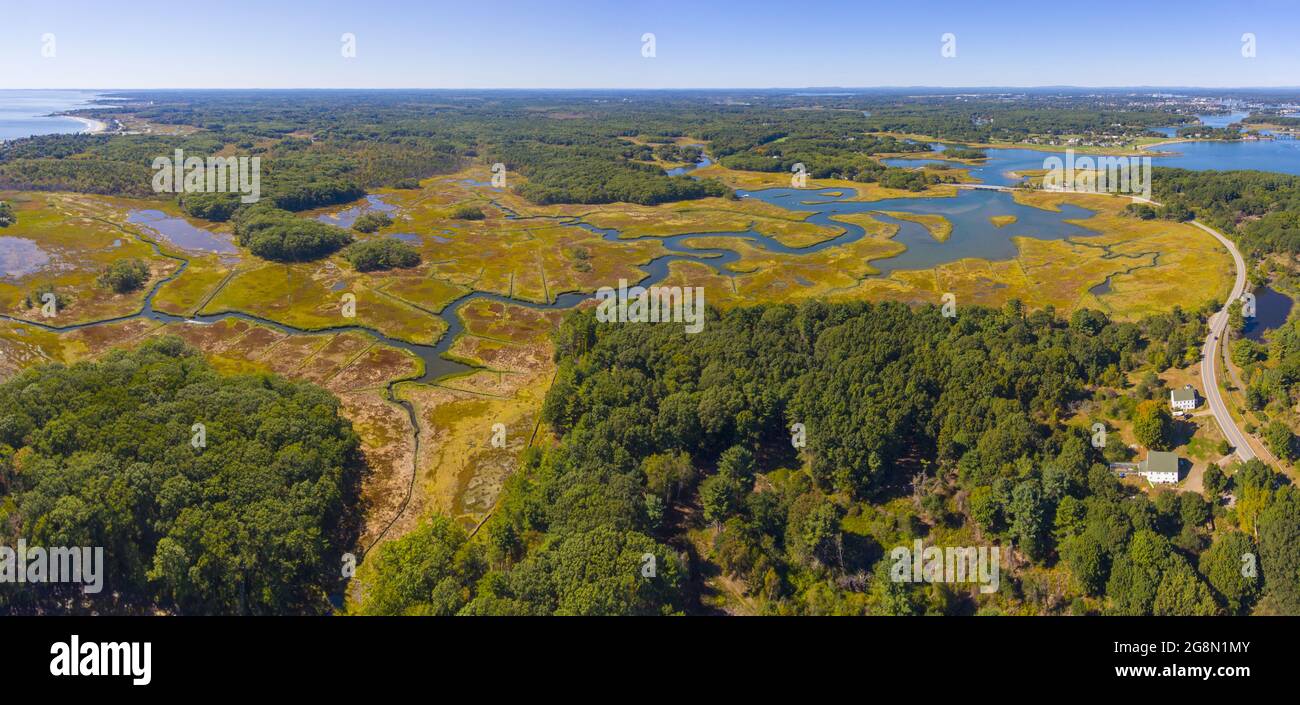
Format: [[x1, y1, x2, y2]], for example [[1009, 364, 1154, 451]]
[[5, 85, 1300, 92]]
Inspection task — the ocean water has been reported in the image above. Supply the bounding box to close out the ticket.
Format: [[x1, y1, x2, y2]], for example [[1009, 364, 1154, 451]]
[[0, 89, 103, 141]]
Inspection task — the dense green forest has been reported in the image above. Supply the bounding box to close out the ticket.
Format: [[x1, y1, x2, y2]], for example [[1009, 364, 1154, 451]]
[[708, 125, 934, 186], [0, 338, 363, 615], [495, 140, 729, 205], [857, 102, 1189, 142], [351, 211, 393, 233], [1234, 304, 1300, 461], [1151, 169, 1300, 256], [0, 90, 1212, 216], [353, 301, 1299, 615], [232, 204, 354, 261], [343, 238, 421, 271], [97, 258, 152, 293], [1175, 126, 1242, 140], [1243, 114, 1300, 128]]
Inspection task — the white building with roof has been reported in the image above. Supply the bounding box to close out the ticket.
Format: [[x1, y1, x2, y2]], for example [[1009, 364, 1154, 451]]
[[1170, 385, 1198, 413], [1139, 451, 1181, 485]]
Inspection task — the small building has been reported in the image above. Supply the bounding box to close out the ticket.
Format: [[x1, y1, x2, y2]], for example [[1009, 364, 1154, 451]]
[[1170, 385, 1198, 413], [1139, 451, 1181, 484]]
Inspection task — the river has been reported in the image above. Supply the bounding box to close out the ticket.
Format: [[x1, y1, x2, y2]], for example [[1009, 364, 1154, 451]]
[[5, 109, 1300, 381]]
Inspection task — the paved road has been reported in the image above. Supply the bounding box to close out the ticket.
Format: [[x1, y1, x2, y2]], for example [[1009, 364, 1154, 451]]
[[1123, 195, 1255, 462], [1189, 220, 1255, 462], [957, 187, 1256, 461]]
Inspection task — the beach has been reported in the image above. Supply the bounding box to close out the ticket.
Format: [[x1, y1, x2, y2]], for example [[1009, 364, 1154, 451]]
[[65, 115, 109, 134]]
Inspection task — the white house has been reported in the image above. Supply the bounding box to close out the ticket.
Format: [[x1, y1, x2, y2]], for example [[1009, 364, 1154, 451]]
[[1139, 451, 1180, 485], [1170, 385, 1198, 413]]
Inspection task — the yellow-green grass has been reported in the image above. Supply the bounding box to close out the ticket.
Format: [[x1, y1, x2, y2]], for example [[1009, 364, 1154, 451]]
[[0, 321, 75, 377], [641, 211, 906, 308], [650, 230, 905, 307], [877, 211, 953, 242], [377, 275, 471, 313], [352, 299, 559, 537], [398, 365, 553, 527], [381, 166, 516, 217], [821, 191, 1233, 320], [0, 192, 179, 325], [423, 222, 667, 304], [379, 181, 672, 303], [990, 215, 1018, 228], [151, 254, 236, 316], [828, 212, 901, 238], [561, 196, 839, 248], [200, 260, 447, 344], [1015, 191, 1234, 317], [396, 168, 839, 246], [618, 135, 705, 147]]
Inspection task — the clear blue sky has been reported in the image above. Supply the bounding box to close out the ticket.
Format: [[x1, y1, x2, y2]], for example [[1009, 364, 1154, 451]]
[[2, 0, 1298, 89]]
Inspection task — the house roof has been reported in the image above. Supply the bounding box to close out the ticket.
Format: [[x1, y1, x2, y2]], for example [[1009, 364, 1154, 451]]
[[1142, 451, 1179, 475], [1171, 387, 1197, 403]]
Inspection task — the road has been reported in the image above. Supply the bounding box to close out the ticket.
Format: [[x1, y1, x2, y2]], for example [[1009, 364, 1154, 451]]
[[1123, 194, 1256, 462], [956, 187, 1256, 462], [1189, 220, 1255, 462]]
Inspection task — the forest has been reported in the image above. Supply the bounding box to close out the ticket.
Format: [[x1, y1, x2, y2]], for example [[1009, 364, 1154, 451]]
[[351, 301, 1300, 615], [343, 237, 421, 271], [0, 90, 1214, 218], [1151, 168, 1300, 256], [0, 338, 363, 615], [232, 203, 354, 261]]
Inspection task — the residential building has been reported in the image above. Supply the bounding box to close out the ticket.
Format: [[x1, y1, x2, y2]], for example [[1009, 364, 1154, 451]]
[[1138, 451, 1180, 484], [1170, 385, 1198, 413]]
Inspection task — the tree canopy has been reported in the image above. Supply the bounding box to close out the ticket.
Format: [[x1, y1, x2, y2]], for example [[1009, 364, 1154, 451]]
[[0, 337, 363, 615]]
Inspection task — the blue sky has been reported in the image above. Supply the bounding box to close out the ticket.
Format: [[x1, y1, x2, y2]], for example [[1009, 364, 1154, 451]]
[[2, 0, 1299, 89]]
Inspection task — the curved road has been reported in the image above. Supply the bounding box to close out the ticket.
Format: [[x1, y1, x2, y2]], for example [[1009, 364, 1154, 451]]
[[1190, 220, 1255, 462], [999, 188, 1256, 462]]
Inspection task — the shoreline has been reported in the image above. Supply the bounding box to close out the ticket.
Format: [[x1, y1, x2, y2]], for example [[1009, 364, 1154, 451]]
[[64, 115, 109, 134]]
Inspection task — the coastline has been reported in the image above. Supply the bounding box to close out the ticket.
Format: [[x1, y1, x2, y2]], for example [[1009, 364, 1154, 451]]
[[65, 115, 109, 134]]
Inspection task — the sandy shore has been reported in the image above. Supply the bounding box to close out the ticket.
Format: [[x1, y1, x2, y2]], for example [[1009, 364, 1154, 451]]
[[1138, 138, 1191, 153], [65, 115, 109, 134]]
